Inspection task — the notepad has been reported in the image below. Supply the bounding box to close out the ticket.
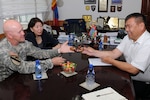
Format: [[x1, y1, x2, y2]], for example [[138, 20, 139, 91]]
[[82, 87, 128, 100], [88, 58, 112, 66]]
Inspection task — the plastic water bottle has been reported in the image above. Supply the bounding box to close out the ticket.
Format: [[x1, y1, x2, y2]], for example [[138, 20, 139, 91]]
[[99, 40, 103, 50], [86, 64, 95, 87], [35, 60, 42, 80], [68, 33, 75, 46]]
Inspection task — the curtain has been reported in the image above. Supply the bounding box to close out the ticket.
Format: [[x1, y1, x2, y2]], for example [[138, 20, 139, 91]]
[[0, 0, 49, 19]]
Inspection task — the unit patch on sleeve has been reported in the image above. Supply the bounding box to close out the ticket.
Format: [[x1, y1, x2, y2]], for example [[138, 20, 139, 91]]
[[10, 55, 21, 66]]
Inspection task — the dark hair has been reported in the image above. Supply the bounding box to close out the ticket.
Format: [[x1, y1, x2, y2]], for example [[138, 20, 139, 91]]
[[26, 17, 43, 32], [125, 13, 146, 26]]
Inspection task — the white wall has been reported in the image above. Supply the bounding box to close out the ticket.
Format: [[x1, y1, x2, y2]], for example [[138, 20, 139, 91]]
[[0, 20, 3, 33], [0, 0, 142, 33], [47, 0, 142, 21]]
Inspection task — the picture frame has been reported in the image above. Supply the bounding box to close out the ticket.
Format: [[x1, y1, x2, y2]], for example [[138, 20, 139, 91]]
[[82, 15, 92, 22], [110, 6, 116, 12], [107, 17, 119, 29], [52, 30, 57, 35], [84, 0, 96, 4], [119, 19, 125, 29], [117, 5, 122, 11], [98, 0, 108, 12], [97, 17, 104, 28], [111, 0, 122, 5]]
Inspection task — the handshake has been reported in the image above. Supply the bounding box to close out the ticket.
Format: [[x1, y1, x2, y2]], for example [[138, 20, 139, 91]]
[[70, 45, 84, 52]]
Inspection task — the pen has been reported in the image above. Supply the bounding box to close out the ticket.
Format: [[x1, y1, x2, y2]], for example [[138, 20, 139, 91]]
[[96, 92, 113, 97]]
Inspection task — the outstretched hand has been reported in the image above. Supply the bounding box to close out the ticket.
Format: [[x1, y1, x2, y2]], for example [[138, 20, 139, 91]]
[[82, 46, 96, 56], [101, 56, 113, 64], [59, 41, 74, 53]]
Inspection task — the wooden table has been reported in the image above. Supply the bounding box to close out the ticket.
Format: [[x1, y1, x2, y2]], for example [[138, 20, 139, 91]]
[[0, 53, 135, 100]]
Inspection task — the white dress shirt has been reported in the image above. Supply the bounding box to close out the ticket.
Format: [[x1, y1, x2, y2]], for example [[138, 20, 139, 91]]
[[117, 30, 150, 82]]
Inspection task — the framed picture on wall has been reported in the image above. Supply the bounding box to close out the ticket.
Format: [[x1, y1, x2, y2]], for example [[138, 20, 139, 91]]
[[98, 0, 108, 12], [97, 17, 104, 28], [119, 19, 125, 29], [111, 0, 122, 5], [84, 0, 96, 4], [110, 6, 116, 12]]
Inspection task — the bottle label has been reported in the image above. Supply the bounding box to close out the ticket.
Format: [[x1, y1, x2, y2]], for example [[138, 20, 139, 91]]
[[68, 33, 75, 46], [37, 65, 41, 69], [86, 64, 95, 86], [99, 41, 103, 50], [35, 60, 42, 79]]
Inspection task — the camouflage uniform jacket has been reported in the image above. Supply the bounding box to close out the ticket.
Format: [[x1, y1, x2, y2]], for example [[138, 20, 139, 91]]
[[0, 38, 60, 81]]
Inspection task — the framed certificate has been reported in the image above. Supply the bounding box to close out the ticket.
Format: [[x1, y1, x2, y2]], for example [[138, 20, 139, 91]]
[[119, 19, 125, 29], [98, 0, 108, 12]]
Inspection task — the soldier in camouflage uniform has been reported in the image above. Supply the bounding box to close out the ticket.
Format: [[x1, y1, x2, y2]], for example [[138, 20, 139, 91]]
[[0, 19, 73, 81]]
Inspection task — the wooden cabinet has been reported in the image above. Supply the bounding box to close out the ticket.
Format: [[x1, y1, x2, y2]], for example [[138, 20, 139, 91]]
[[141, 0, 150, 32], [44, 20, 64, 26], [0, 33, 5, 40]]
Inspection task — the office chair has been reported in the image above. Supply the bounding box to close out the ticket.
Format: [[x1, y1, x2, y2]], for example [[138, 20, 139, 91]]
[[63, 19, 86, 37]]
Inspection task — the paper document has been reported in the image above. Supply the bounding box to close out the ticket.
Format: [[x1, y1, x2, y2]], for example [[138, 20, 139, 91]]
[[88, 58, 111, 66], [114, 38, 122, 44], [82, 87, 128, 100]]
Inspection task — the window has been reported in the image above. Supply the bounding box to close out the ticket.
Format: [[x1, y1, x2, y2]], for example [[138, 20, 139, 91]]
[[18, 13, 43, 29], [0, 0, 50, 29]]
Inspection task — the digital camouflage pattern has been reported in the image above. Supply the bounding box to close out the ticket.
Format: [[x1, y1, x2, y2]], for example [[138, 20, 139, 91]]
[[0, 38, 60, 81]]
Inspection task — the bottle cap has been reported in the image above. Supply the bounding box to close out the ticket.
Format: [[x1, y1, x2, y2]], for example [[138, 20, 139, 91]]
[[36, 60, 40, 64], [89, 64, 93, 68]]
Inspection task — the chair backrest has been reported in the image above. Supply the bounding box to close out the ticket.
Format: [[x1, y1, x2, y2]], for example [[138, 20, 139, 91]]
[[0, 33, 6, 41], [63, 19, 86, 36], [117, 29, 127, 39]]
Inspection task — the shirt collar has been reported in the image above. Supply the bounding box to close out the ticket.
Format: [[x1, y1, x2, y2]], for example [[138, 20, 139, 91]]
[[132, 30, 149, 44]]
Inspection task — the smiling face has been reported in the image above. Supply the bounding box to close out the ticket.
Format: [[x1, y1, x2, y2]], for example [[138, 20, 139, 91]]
[[125, 17, 145, 41], [11, 24, 25, 43], [3, 20, 25, 46], [30, 22, 43, 36]]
